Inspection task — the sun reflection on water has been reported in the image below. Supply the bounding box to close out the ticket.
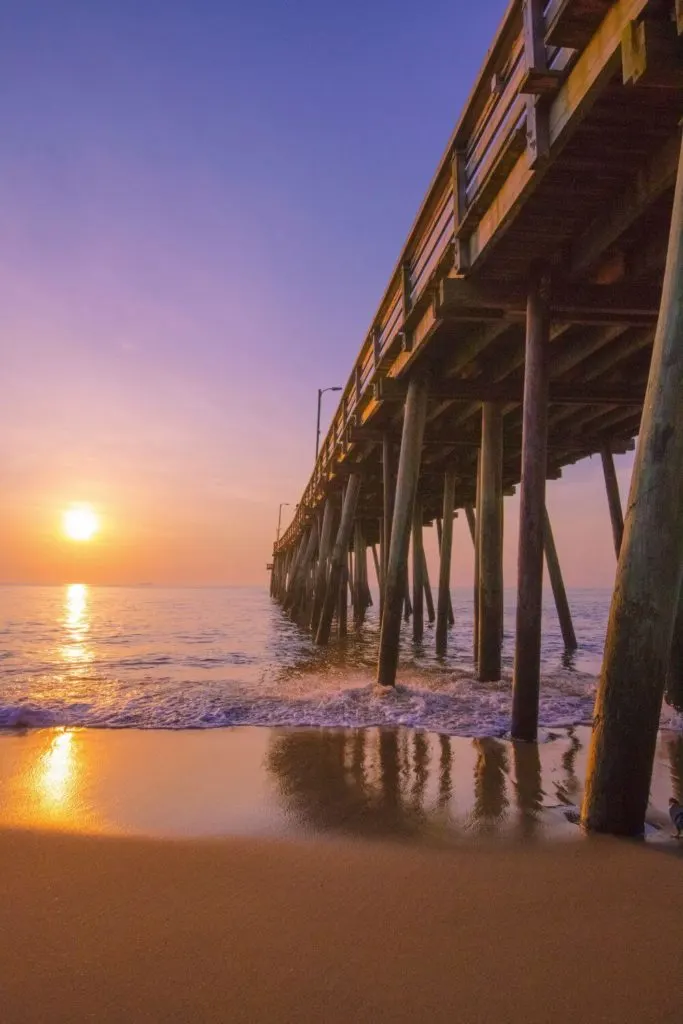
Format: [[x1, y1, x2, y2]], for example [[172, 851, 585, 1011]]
[[61, 583, 92, 665]]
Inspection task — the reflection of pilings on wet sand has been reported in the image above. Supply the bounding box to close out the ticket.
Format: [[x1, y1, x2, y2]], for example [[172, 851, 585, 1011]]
[[471, 738, 509, 830], [379, 729, 400, 811], [512, 741, 542, 837], [437, 735, 452, 810], [668, 737, 683, 805], [411, 732, 429, 811], [560, 728, 582, 801]]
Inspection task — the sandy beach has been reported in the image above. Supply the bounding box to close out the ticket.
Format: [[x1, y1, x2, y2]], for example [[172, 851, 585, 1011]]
[[0, 827, 681, 1023], [0, 725, 681, 1021]]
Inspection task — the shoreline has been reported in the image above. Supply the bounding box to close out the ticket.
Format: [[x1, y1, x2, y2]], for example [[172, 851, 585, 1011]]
[[0, 722, 680, 844]]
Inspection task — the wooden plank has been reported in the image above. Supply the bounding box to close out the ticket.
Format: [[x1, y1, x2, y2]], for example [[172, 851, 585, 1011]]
[[570, 135, 680, 278], [622, 17, 683, 89], [468, 0, 650, 268], [438, 277, 661, 322], [520, 0, 563, 95], [375, 377, 646, 406], [546, 0, 614, 49]]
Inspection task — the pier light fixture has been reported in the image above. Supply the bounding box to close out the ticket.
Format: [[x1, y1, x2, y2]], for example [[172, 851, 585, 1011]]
[[315, 386, 343, 460]]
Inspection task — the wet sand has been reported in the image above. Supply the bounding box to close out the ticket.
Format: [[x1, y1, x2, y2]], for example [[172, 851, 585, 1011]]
[[1, 725, 683, 1022], [1, 827, 682, 1023], [0, 723, 681, 841]]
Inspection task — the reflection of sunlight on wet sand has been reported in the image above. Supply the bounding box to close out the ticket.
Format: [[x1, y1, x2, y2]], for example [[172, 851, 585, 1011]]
[[61, 583, 92, 665], [40, 730, 74, 807]]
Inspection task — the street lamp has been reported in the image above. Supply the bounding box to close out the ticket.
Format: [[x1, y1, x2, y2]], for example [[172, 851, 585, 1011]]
[[316, 386, 343, 460], [276, 502, 292, 543]]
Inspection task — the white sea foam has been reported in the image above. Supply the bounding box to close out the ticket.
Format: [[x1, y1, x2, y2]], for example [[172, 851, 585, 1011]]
[[0, 585, 680, 736]]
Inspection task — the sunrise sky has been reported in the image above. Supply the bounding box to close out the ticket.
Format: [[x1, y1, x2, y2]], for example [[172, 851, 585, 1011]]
[[1, 0, 634, 588]]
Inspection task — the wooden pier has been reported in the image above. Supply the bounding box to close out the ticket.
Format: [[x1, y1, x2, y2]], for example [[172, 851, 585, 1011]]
[[270, 0, 683, 835]]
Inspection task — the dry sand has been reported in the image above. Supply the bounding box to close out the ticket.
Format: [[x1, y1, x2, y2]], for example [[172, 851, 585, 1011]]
[[1, 827, 682, 1023]]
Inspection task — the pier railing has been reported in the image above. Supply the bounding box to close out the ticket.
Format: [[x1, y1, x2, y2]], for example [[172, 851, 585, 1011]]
[[276, 0, 580, 553]]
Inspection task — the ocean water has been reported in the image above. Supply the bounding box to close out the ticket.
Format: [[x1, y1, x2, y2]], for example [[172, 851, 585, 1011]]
[[0, 584, 681, 736]]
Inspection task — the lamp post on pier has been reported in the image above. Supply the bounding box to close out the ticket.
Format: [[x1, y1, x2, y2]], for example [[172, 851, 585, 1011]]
[[315, 386, 343, 460], [276, 502, 291, 544]]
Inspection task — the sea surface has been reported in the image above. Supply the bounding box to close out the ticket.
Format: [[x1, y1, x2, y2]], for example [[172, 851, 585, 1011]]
[[0, 585, 681, 736]]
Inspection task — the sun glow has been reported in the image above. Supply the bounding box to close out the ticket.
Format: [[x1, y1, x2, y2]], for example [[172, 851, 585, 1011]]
[[63, 504, 99, 542]]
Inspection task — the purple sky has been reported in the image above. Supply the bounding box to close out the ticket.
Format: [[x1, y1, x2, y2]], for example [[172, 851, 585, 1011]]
[[1, 0, 633, 586]]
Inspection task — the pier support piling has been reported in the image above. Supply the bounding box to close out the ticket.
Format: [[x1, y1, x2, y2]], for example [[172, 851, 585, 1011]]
[[377, 371, 429, 686], [582, 135, 683, 836], [338, 561, 349, 637], [478, 402, 504, 682], [422, 547, 435, 624], [310, 497, 336, 633], [436, 470, 457, 654], [543, 506, 577, 652], [382, 434, 395, 616], [667, 585, 683, 713], [511, 264, 550, 741], [412, 497, 425, 643], [600, 446, 624, 558], [315, 474, 361, 645], [474, 452, 482, 667], [436, 516, 455, 628]]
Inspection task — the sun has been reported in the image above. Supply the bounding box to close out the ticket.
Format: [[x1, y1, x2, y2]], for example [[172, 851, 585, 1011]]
[[63, 505, 99, 542]]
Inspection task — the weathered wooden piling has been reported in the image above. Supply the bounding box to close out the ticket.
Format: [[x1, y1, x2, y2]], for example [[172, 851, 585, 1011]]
[[600, 446, 624, 558], [382, 433, 395, 614], [473, 451, 482, 666], [543, 506, 577, 652], [436, 470, 456, 654], [412, 497, 425, 642], [582, 136, 683, 836], [310, 497, 336, 633], [464, 505, 475, 544], [371, 543, 381, 596], [478, 402, 504, 682], [285, 522, 318, 617], [377, 372, 429, 686], [353, 522, 365, 626], [338, 561, 349, 637], [667, 588, 683, 713], [436, 517, 455, 627], [404, 581, 413, 621], [316, 474, 361, 645], [511, 265, 550, 741], [421, 547, 435, 624], [283, 532, 305, 609]]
